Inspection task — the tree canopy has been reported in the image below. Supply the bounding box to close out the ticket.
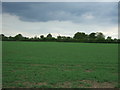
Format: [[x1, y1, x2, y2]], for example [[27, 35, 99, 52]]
[[0, 32, 119, 43]]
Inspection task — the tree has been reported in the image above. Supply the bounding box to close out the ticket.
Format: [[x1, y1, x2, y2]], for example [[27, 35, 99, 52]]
[[14, 34, 24, 41], [57, 36, 62, 39], [57, 36, 72, 42], [113, 38, 118, 43], [47, 33, 52, 38], [1, 33, 119, 43], [33, 36, 39, 41], [89, 32, 96, 39], [73, 32, 87, 39], [106, 36, 112, 40], [0, 34, 9, 41], [23, 37, 29, 41], [46, 33, 53, 41], [118, 39, 120, 43], [0, 34, 4, 40], [88, 32, 97, 42], [96, 32, 105, 39], [73, 32, 88, 42], [106, 36, 112, 43], [8, 36, 14, 41], [96, 32, 105, 42], [40, 35, 44, 39]]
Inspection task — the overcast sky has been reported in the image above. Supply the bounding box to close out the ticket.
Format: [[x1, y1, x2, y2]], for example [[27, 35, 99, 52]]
[[2, 2, 118, 38]]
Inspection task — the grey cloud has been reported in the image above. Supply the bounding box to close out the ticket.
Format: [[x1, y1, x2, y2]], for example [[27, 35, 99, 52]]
[[2, 2, 118, 25]]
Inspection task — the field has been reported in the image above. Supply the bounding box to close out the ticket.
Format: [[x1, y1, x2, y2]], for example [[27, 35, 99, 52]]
[[2, 41, 118, 88]]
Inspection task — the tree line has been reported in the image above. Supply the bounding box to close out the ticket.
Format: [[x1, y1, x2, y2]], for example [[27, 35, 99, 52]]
[[0, 32, 119, 43]]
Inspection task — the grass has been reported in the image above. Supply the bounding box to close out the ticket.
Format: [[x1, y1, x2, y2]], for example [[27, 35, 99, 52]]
[[2, 41, 118, 88]]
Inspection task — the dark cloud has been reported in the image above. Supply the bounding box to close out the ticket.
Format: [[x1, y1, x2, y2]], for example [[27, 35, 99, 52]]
[[2, 2, 118, 25]]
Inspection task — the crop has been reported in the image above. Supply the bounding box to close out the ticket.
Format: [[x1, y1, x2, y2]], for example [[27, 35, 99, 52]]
[[2, 41, 118, 88]]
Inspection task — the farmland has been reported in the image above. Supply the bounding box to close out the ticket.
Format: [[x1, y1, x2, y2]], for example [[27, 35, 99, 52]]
[[2, 41, 118, 88]]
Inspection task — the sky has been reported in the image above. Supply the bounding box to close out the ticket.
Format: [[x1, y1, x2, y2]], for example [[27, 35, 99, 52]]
[[2, 2, 118, 38]]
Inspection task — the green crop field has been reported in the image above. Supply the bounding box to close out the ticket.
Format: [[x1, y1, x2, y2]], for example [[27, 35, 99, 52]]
[[2, 41, 118, 88]]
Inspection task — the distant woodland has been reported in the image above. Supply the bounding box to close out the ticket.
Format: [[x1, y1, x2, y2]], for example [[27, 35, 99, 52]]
[[0, 32, 119, 43]]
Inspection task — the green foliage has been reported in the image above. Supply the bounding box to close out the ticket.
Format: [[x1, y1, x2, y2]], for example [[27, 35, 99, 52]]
[[95, 32, 105, 42], [1, 32, 119, 43], [14, 34, 24, 41], [73, 32, 87, 40], [89, 32, 96, 39]]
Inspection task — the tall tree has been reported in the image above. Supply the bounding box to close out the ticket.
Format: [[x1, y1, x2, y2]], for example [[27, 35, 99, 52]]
[[40, 35, 44, 39], [47, 33, 52, 38], [96, 32, 105, 42], [96, 32, 105, 39], [73, 32, 87, 39], [89, 32, 96, 39], [14, 34, 24, 41]]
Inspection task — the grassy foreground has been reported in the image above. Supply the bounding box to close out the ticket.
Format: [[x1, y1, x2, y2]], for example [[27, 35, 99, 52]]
[[2, 41, 118, 88]]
